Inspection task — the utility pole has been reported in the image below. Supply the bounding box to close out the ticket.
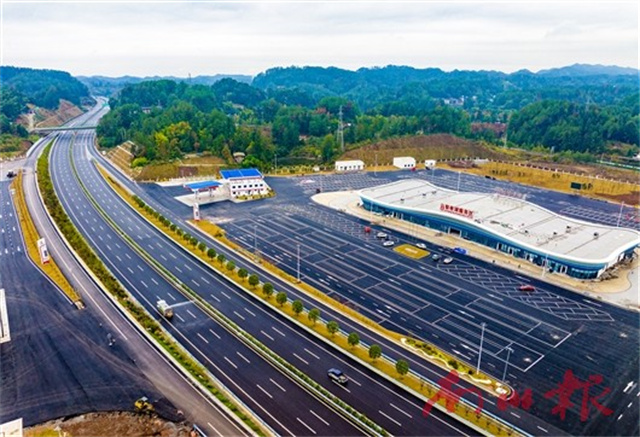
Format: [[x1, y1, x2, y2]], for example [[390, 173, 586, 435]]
[[476, 322, 486, 374], [338, 105, 345, 153]]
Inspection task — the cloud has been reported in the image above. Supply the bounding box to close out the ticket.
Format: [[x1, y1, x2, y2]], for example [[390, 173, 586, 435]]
[[1, 1, 637, 77]]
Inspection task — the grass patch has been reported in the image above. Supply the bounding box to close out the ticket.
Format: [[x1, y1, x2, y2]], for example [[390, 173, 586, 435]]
[[394, 244, 429, 259], [11, 170, 82, 305]]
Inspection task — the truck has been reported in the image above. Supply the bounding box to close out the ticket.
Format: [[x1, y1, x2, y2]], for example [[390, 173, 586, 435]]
[[157, 300, 174, 319]]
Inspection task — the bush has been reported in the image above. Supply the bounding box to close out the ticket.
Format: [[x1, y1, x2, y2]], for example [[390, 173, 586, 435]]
[[292, 299, 303, 315], [276, 292, 287, 306], [262, 282, 274, 298], [326, 320, 339, 336]]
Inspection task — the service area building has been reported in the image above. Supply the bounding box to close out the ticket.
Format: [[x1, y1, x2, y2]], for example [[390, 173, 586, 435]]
[[393, 156, 416, 169], [219, 168, 269, 198], [335, 160, 364, 172], [359, 179, 640, 279]]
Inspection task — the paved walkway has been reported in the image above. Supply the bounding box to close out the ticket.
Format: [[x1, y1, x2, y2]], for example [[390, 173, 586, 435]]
[[314, 190, 639, 312]]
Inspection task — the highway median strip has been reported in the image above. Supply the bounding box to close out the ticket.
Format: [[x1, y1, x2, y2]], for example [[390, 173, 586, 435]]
[[97, 164, 523, 436]]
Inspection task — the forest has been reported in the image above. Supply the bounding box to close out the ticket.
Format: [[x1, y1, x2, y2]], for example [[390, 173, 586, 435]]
[[96, 65, 639, 170]]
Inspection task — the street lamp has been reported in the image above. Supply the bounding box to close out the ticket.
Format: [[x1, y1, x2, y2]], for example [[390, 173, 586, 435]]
[[476, 322, 486, 374], [502, 346, 514, 382]]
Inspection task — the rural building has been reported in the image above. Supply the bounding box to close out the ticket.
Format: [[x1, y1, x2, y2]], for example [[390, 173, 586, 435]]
[[359, 179, 640, 279], [424, 159, 437, 170], [335, 160, 364, 172], [393, 157, 416, 169], [219, 168, 270, 198]]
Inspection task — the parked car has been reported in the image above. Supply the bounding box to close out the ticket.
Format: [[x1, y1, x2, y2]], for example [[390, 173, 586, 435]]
[[376, 232, 388, 239], [518, 284, 535, 292], [383, 240, 395, 247], [443, 256, 454, 264], [416, 243, 427, 250], [432, 254, 441, 262], [453, 247, 467, 255], [327, 368, 348, 384]]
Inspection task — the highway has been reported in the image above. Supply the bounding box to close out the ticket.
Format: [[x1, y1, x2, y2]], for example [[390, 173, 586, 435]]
[[16, 127, 251, 434], [57, 114, 480, 434], [49, 130, 367, 436]]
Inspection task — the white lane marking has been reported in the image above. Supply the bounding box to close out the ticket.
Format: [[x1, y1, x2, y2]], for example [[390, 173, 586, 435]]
[[210, 293, 220, 302], [304, 348, 320, 360], [125, 253, 131, 259], [137, 264, 144, 272], [309, 410, 330, 427], [167, 293, 177, 301], [184, 263, 192, 271], [175, 266, 182, 273], [537, 426, 548, 433], [197, 333, 209, 344], [169, 252, 177, 259], [244, 307, 256, 317], [201, 276, 210, 284], [223, 356, 237, 369], [293, 353, 309, 365], [175, 314, 185, 322], [140, 280, 148, 288], [220, 291, 231, 299], [296, 418, 316, 435], [187, 309, 197, 319], [127, 267, 134, 274], [272, 326, 286, 337], [207, 422, 223, 437], [389, 403, 412, 418], [160, 254, 167, 261], [256, 384, 273, 399], [510, 412, 521, 418], [191, 279, 200, 287], [378, 410, 402, 427], [270, 378, 286, 392], [208, 328, 220, 340], [236, 352, 250, 363], [261, 330, 274, 341]]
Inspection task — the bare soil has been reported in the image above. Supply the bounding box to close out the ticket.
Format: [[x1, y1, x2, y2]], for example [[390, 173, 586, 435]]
[[25, 412, 193, 437], [33, 100, 84, 128]]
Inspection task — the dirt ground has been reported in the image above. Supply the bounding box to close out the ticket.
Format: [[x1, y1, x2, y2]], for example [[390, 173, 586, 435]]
[[25, 412, 194, 437]]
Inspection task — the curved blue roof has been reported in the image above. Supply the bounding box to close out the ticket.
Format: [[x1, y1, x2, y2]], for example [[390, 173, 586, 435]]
[[184, 180, 221, 191]]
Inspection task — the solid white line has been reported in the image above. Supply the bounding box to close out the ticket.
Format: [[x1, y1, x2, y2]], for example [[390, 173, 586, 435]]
[[208, 328, 220, 340], [270, 378, 286, 392], [296, 418, 316, 435], [293, 353, 309, 365], [378, 410, 402, 427], [309, 410, 330, 427], [389, 403, 412, 418], [197, 332, 209, 344], [256, 384, 273, 399], [223, 356, 237, 369]]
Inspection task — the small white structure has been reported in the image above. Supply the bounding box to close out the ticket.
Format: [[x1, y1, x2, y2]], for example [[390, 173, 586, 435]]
[[220, 168, 270, 198], [393, 156, 416, 169], [424, 159, 437, 170], [335, 160, 364, 172]]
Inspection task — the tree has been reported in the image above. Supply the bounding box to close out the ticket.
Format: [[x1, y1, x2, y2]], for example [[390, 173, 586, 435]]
[[190, 236, 198, 247], [326, 320, 339, 337], [347, 332, 360, 348], [276, 292, 288, 307], [238, 268, 248, 281], [217, 253, 226, 264], [207, 247, 216, 260], [262, 282, 274, 298], [395, 359, 409, 378], [308, 308, 320, 325], [248, 274, 259, 288], [292, 299, 304, 315], [369, 344, 382, 361], [226, 260, 236, 272], [198, 242, 206, 252]]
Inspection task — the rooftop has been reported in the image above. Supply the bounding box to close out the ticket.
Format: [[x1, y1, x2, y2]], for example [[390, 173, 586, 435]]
[[220, 168, 262, 179], [360, 179, 640, 264], [183, 180, 222, 191]]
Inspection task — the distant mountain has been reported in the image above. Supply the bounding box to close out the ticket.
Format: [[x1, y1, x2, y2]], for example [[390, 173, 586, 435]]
[[536, 64, 638, 77], [78, 74, 252, 96]]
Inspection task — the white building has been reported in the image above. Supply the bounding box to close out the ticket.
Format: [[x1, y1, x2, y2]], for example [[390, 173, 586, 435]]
[[424, 159, 437, 170], [393, 156, 416, 169], [220, 168, 270, 198], [335, 160, 364, 172]]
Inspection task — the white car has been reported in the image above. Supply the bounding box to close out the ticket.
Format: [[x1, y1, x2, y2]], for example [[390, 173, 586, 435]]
[[383, 240, 395, 247], [416, 243, 427, 250], [376, 232, 388, 239], [443, 256, 454, 264]]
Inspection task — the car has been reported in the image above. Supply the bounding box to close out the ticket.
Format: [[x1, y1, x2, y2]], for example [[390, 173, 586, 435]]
[[415, 243, 427, 250], [443, 256, 454, 264], [327, 368, 348, 384], [453, 247, 467, 255], [431, 254, 441, 262], [383, 240, 395, 247], [518, 284, 535, 292], [376, 232, 388, 239]]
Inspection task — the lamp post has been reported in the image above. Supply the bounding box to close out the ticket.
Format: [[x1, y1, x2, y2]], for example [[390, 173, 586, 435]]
[[476, 322, 486, 374], [502, 346, 513, 382]]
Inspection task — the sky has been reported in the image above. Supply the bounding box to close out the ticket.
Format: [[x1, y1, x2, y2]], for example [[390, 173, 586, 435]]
[[1, 1, 638, 78]]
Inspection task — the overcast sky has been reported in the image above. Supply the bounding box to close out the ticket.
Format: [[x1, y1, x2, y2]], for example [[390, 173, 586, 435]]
[[1, 1, 637, 78]]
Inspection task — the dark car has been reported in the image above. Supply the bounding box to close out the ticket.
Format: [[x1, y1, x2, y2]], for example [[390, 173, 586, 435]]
[[327, 368, 348, 384], [518, 284, 535, 292]]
